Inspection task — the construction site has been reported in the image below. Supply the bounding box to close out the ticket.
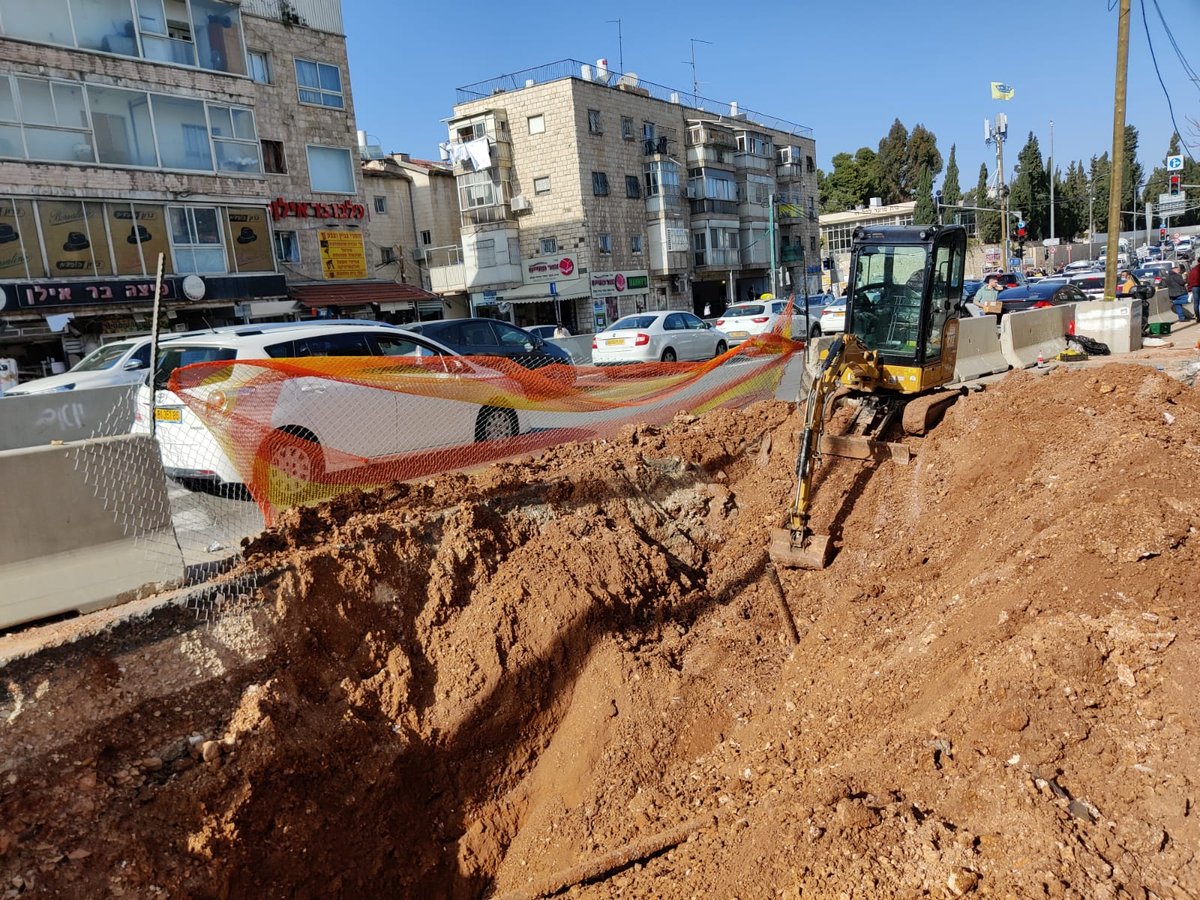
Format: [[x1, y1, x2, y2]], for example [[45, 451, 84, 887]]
[[1, 338, 1198, 897]]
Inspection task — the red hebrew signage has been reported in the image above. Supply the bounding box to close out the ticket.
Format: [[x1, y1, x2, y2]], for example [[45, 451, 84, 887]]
[[269, 198, 366, 222]]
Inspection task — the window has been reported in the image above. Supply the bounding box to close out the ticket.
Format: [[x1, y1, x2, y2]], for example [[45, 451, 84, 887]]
[[248, 50, 271, 84], [274, 230, 299, 264], [598, 233, 612, 254], [631, 234, 643, 254], [261, 139, 286, 174], [806, 154, 815, 173], [533, 176, 550, 195], [208, 105, 260, 173], [476, 238, 496, 267], [527, 114, 544, 135], [459, 170, 498, 208], [295, 58, 344, 109], [372, 334, 442, 358], [293, 332, 374, 357], [588, 109, 602, 134], [810, 236, 818, 253], [539, 237, 557, 255], [625, 175, 641, 198], [306, 145, 355, 193], [374, 196, 388, 214], [643, 121, 655, 142], [380, 246, 396, 264], [420, 230, 432, 245], [15, 77, 92, 163], [592, 171, 609, 196], [169, 206, 226, 274], [621, 116, 634, 140], [150, 95, 211, 170], [88, 84, 156, 167]]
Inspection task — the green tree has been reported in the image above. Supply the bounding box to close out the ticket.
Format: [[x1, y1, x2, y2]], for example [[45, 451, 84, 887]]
[[819, 147, 882, 213], [941, 144, 962, 207], [1009, 132, 1049, 239], [1119, 124, 1144, 233], [1059, 160, 1090, 242], [904, 124, 942, 198], [913, 166, 936, 223], [974, 162, 1000, 244], [874, 118, 909, 204], [1089, 153, 1111, 235]]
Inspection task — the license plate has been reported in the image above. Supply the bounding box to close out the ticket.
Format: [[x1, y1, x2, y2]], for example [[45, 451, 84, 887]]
[[606, 338, 623, 346], [729, 331, 749, 338], [154, 407, 182, 422]]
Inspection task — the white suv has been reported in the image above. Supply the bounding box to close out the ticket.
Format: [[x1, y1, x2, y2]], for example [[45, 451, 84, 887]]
[[5, 336, 154, 396], [132, 322, 525, 503]]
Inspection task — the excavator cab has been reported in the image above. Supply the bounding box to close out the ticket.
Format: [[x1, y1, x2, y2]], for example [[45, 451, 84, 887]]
[[845, 224, 966, 394]]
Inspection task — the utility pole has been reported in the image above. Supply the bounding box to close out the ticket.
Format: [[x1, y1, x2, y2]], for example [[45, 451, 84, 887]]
[[1049, 120, 1055, 242], [1104, 0, 1131, 300], [768, 192, 778, 298]]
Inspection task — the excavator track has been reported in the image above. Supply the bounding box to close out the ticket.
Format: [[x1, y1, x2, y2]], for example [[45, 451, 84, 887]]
[[900, 390, 962, 436]]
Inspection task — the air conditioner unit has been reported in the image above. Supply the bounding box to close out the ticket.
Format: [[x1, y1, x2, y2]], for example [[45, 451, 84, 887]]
[[510, 195, 532, 212]]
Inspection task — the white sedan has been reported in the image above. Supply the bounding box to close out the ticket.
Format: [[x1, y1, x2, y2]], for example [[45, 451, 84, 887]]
[[817, 297, 848, 335], [591, 310, 729, 364], [714, 296, 830, 344]]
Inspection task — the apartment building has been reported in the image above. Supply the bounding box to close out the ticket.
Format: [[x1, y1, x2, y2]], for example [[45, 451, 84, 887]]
[[0, 0, 428, 378], [428, 59, 818, 334]]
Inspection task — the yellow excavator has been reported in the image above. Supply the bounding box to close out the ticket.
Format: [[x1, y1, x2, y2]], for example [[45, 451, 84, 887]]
[[770, 223, 968, 569]]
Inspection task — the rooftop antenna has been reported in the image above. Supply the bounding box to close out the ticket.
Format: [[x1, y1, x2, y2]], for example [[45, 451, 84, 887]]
[[607, 18, 623, 73], [685, 37, 712, 105]]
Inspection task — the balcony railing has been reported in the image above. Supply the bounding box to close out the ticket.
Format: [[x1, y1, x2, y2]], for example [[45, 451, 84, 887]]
[[646, 193, 683, 217], [460, 204, 515, 227], [695, 248, 740, 268], [690, 198, 738, 216], [734, 152, 771, 173]]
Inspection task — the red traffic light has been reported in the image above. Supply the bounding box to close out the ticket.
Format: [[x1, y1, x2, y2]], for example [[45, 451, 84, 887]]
[[1169, 174, 1181, 196], [1161, 226, 1168, 239]]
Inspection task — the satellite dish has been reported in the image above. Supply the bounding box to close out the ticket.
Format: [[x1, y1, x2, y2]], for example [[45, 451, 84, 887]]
[[182, 275, 206, 301]]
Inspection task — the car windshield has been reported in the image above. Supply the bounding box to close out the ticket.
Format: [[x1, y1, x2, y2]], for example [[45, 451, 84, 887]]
[[723, 304, 765, 317], [72, 342, 135, 373], [609, 315, 658, 331], [155, 346, 238, 391]]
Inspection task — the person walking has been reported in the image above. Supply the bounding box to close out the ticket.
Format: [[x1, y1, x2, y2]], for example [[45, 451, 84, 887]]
[[974, 274, 1003, 312], [1163, 264, 1192, 322], [1188, 259, 1200, 321]]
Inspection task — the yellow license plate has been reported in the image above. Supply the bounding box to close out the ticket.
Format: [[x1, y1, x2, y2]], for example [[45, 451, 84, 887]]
[[606, 338, 623, 345], [154, 407, 182, 422], [729, 331, 749, 338]]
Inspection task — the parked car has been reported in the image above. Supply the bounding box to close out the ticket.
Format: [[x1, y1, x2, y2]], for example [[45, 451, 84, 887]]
[[713, 295, 829, 343], [4, 336, 155, 396], [1068, 271, 1155, 301], [817, 297, 848, 335], [406, 318, 573, 372], [132, 322, 526, 502], [591, 310, 728, 364], [1062, 259, 1097, 275], [1133, 265, 1168, 289], [1175, 236, 1194, 256], [987, 281, 1090, 315]]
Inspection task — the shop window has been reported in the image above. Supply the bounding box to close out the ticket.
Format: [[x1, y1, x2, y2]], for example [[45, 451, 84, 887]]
[[295, 58, 344, 109]]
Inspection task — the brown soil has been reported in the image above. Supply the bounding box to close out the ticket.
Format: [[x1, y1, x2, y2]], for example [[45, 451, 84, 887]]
[[2, 362, 1199, 899]]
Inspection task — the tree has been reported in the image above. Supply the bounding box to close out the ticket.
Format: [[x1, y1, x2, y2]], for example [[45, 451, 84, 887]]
[[1089, 153, 1111, 235], [874, 118, 909, 205], [941, 144, 962, 208], [904, 124, 942, 198], [1009, 132, 1049, 240], [974, 162, 1000, 244], [1059, 160, 1090, 241], [1143, 132, 1198, 229], [1119, 124, 1144, 233], [819, 147, 882, 213], [912, 165, 936, 224]]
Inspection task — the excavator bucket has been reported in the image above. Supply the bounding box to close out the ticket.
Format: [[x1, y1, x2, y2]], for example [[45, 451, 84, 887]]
[[768, 527, 832, 570]]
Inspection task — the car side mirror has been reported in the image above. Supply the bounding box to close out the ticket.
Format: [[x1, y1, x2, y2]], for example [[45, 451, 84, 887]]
[[523, 341, 534, 352], [123, 358, 144, 371]]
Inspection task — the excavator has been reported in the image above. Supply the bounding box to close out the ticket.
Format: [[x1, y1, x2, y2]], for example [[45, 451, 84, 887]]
[[770, 223, 968, 569]]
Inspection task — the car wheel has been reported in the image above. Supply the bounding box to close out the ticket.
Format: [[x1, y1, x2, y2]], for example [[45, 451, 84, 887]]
[[661, 347, 677, 363], [475, 406, 518, 442], [713, 340, 727, 358], [259, 427, 323, 507]]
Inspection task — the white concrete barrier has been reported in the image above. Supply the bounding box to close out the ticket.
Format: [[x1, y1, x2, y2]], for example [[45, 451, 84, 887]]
[[0, 435, 183, 631], [953, 314, 1010, 382], [1000, 305, 1073, 369], [1073, 300, 1143, 354], [1146, 289, 1175, 326], [0, 385, 135, 452]]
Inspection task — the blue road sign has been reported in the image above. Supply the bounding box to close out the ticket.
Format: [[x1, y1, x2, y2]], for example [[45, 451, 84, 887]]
[[549, 282, 557, 296]]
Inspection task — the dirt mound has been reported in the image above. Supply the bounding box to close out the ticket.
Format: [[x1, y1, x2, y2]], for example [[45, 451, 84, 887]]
[[1, 364, 1197, 898]]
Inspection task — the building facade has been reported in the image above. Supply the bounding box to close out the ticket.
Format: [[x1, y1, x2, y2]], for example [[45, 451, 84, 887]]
[[818, 200, 917, 292], [0, 0, 430, 378], [427, 60, 819, 334]]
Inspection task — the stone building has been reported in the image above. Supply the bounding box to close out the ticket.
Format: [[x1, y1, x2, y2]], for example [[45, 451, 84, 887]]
[[0, 0, 431, 378], [427, 59, 818, 334]]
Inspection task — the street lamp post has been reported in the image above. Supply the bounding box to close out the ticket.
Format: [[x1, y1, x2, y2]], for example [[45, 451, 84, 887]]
[[1049, 120, 1055, 242]]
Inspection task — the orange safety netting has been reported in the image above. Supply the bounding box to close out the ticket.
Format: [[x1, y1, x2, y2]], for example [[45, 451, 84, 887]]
[[168, 324, 803, 524]]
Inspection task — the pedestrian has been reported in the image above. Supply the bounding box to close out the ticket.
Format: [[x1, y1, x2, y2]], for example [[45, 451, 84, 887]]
[[974, 274, 1003, 312], [703, 302, 712, 317], [553, 323, 570, 338], [1119, 270, 1138, 296], [1163, 264, 1192, 322], [1188, 259, 1200, 321]]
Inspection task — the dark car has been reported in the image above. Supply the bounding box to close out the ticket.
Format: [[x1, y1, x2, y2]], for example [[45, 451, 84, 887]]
[[1132, 266, 1167, 289], [990, 281, 1089, 315], [406, 317, 574, 372]]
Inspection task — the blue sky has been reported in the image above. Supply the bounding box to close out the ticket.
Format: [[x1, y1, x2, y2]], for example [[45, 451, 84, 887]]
[[343, 0, 1200, 184]]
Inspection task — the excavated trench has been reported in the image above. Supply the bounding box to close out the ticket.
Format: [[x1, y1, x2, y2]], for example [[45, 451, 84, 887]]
[[3, 363, 1200, 899]]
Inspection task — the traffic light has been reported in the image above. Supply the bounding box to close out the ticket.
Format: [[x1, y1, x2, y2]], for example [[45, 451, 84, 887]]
[[1017, 219, 1027, 239], [1170, 174, 1181, 196], [1161, 226, 1168, 241]]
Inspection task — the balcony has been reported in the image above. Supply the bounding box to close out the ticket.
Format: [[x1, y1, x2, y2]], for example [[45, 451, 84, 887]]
[[690, 198, 738, 217], [461, 204, 517, 227], [648, 250, 689, 275], [694, 248, 740, 269], [427, 245, 466, 294], [642, 126, 679, 157], [646, 192, 684, 217], [686, 145, 736, 170], [734, 152, 771, 173]]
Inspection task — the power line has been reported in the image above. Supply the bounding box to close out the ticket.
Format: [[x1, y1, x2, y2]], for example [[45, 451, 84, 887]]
[[1150, 0, 1200, 94], [1139, 0, 1196, 159]]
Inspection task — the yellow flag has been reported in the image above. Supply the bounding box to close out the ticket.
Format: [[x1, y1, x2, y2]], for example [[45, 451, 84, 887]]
[[991, 82, 1015, 101]]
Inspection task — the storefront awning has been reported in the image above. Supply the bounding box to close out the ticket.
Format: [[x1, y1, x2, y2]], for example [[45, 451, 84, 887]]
[[290, 281, 440, 309], [482, 280, 590, 305]]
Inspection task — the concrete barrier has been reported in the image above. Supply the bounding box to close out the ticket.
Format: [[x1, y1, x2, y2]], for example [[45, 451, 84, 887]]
[[1073, 300, 1143, 354], [953, 314, 1010, 382], [0, 434, 183, 631], [0, 385, 135, 452], [1146, 289, 1175, 327], [1000, 305, 1073, 369]]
